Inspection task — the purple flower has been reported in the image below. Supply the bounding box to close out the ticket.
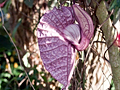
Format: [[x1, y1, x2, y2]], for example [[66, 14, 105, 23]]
[[37, 4, 94, 89], [0, 0, 6, 8]]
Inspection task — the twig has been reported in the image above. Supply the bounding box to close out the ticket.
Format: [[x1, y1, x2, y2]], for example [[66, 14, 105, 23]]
[[103, 24, 118, 62], [18, 76, 27, 87], [0, 7, 35, 90], [104, 36, 117, 62], [76, 65, 81, 80], [3, 52, 12, 74]]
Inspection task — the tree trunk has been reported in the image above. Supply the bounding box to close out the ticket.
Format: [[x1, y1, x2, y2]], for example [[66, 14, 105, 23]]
[[96, 1, 120, 90]]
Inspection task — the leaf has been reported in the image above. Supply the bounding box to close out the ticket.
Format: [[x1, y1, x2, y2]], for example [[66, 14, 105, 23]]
[[109, 0, 120, 10], [86, 0, 91, 5], [48, 77, 55, 82], [0, 35, 12, 52], [1, 73, 11, 78], [48, 0, 54, 8], [3, 0, 11, 13], [24, 0, 34, 8], [109, 0, 120, 24], [13, 66, 23, 76], [41, 75, 47, 83], [1, 78, 8, 83], [7, 51, 11, 56], [38, 6, 75, 89], [12, 18, 22, 37]]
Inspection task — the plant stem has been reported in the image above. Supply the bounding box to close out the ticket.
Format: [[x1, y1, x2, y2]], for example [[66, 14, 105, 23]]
[[0, 7, 35, 90]]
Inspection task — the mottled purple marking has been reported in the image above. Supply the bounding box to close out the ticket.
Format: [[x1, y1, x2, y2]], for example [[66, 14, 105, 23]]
[[37, 4, 94, 89]]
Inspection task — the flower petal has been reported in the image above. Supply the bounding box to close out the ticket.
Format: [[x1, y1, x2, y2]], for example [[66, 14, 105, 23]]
[[0, 0, 6, 8], [37, 6, 75, 89], [73, 4, 94, 39], [72, 4, 94, 50], [40, 6, 75, 35], [63, 24, 81, 45]]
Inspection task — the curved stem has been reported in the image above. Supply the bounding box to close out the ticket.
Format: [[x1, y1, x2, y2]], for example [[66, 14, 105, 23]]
[[0, 7, 35, 90]]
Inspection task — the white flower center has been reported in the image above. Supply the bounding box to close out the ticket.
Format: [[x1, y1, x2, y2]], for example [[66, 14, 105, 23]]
[[63, 24, 81, 45]]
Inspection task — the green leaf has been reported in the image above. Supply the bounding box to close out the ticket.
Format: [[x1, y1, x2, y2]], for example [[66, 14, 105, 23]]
[[0, 80, 2, 89], [41, 76, 47, 83], [113, 8, 120, 24], [3, 0, 12, 13], [109, 0, 120, 24], [48, 0, 54, 8], [109, 0, 120, 10], [1, 78, 8, 83], [24, 0, 34, 8], [7, 51, 11, 56], [17, 73, 25, 81], [16, 66, 22, 70], [0, 0, 5, 3], [34, 69, 38, 75], [0, 54, 4, 57], [48, 77, 55, 82], [0, 35, 12, 52], [12, 66, 23, 76], [13, 69, 21, 76], [1, 73, 11, 78], [12, 18, 22, 37]]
